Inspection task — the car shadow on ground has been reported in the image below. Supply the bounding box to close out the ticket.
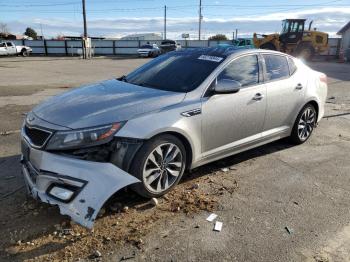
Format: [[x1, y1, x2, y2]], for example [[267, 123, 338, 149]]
[[0, 138, 294, 260]]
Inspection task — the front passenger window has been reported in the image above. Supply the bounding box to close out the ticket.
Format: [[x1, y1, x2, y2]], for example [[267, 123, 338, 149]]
[[218, 55, 259, 87], [263, 54, 289, 81]]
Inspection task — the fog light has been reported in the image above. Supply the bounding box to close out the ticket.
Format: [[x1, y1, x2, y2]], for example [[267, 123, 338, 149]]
[[49, 186, 74, 201]]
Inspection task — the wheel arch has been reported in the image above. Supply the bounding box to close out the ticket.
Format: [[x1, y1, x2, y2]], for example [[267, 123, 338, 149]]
[[293, 99, 320, 126], [149, 131, 194, 171], [307, 100, 319, 120]]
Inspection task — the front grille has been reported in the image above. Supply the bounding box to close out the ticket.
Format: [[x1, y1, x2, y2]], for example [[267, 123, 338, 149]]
[[24, 125, 52, 148]]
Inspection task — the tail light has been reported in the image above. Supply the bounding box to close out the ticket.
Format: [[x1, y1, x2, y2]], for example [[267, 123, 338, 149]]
[[319, 74, 327, 84]]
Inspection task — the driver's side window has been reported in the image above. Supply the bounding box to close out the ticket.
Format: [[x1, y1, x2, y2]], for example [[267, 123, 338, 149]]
[[218, 55, 259, 88]]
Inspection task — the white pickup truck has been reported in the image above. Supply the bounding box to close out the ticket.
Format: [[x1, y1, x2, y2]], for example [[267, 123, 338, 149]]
[[0, 41, 32, 56]]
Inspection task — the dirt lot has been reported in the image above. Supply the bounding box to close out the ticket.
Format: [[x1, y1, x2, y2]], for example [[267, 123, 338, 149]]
[[0, 57, 349, 262]]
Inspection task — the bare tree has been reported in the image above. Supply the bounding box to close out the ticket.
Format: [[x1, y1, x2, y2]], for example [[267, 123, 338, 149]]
[[0, 23, 9, 34]]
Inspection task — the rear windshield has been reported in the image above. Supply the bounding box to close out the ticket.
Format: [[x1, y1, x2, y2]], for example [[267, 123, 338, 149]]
[[125, 52, 225, 92]]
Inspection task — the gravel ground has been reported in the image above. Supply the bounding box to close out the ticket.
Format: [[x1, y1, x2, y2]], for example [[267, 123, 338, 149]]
[[0, 57, 349, 262]]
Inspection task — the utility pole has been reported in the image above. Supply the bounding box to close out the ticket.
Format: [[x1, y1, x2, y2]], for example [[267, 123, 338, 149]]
[[82, 0, 88, 59], [235, 28, 238, 40], [40, 23, 44, 39], [164, 5, 167, 40], [198, 0, 202, 40], [82, 0, 87, 38]]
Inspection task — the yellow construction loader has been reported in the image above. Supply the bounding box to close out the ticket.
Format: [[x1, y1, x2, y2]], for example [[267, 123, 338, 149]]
[[253, 19, 329, 60]]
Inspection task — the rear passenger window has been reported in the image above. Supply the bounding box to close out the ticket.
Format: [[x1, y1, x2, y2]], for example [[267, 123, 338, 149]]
[[287, 57, 297, 75], [263, 54, 289, 81], [218, 55, 259, 87]]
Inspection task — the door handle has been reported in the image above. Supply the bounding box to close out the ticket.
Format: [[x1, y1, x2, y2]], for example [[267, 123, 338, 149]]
[[252, 93, 264, 101], [296, 83, 303, 90]]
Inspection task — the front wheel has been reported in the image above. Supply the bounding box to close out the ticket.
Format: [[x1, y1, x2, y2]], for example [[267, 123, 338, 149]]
[[130, 134, 186, 198], [290, 104, 317, 144]]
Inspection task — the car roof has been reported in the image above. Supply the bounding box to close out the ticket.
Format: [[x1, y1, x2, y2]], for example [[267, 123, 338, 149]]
[[174, 47, 288, 59]]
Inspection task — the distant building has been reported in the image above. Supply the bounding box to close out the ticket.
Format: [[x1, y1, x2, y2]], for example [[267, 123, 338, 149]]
[[338, 21, 350, 49], [54, 36, 105, 41], [120, 33, 162, 41], [0, 33, 31, 40]]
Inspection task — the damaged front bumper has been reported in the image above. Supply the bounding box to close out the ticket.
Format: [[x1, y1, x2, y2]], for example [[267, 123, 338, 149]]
[[21, 139, 140, 229]]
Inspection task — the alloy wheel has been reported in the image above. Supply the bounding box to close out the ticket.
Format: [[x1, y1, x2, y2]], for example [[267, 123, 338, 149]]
[[143, 143, 183, 193], [298, 107, 316, 141]]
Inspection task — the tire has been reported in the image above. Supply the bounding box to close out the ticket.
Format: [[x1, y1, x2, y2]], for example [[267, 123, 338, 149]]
[[296, 44, 314, 60], [260, 43, 276, 50], [130, 134, 187, 198], [21, 49, 29, 57], [289, 104, 317, 144]]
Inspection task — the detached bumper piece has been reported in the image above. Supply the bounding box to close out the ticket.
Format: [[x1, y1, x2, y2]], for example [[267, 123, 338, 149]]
[[21, 140, 140, 229]]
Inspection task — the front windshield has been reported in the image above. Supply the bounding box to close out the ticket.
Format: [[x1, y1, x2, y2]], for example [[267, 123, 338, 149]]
[[125, 52, 225, 92]]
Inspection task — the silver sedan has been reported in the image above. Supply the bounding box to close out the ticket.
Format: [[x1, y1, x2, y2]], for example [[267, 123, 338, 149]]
[[21, 48, 327, 228]]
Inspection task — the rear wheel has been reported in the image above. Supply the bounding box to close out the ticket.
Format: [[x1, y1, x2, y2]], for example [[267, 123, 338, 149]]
[[21, 49, 29, 57], [130, 134, 186, 198], [290, 104, 317, 144]]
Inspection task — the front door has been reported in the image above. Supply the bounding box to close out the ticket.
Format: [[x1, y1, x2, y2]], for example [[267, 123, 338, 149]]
[[0, 42, 7, 55], [201, 54, 267, 155], [6, 42, 17, 55]]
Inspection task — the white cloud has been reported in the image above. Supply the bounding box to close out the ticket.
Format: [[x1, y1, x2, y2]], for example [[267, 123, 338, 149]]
[[5, 7, 350, 39]]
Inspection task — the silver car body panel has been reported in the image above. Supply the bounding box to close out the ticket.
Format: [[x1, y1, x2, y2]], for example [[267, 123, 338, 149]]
[[21, 49, 327, 227], [32, 80, 186, 129]]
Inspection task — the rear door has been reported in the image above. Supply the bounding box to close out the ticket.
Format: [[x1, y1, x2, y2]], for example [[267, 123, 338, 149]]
[[262, 54, 306, 133]]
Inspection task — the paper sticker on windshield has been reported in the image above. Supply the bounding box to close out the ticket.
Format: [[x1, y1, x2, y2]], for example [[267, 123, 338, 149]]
[[198, 55, 223, 62]]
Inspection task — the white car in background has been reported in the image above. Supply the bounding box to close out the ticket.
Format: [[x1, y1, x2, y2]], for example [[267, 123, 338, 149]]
[[137, 44, 161, 58], [0, 41, 32, 56]]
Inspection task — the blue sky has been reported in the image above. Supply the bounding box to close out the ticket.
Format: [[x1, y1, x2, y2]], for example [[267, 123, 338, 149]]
[[1, 0, 350, 39]]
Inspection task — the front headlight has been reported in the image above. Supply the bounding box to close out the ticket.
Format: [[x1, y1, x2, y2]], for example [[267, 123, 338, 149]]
[[46, 122, 124, 150]]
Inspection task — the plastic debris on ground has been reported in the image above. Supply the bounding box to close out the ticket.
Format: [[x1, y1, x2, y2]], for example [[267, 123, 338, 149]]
[[206, 213, 218, 222], [214, 221, 223, 232]]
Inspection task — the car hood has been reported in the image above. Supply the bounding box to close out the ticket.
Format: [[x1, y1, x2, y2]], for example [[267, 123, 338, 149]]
[[33, 79, 186, 129]]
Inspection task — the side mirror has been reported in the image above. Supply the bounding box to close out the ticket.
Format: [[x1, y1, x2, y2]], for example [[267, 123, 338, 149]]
[[214, 79, 241, 94]]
